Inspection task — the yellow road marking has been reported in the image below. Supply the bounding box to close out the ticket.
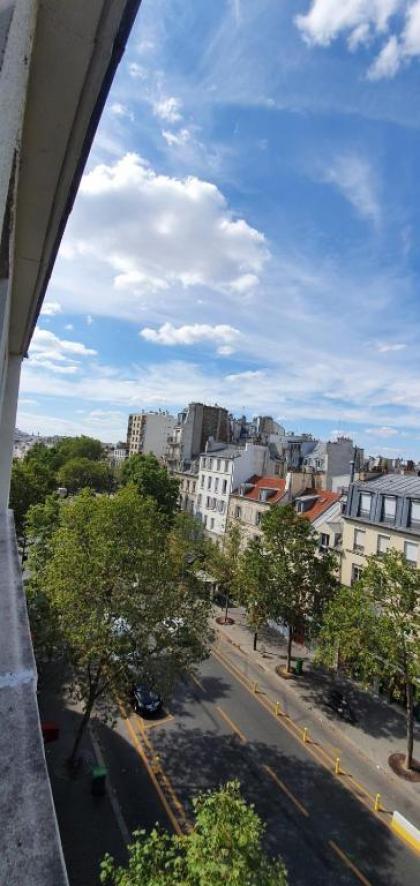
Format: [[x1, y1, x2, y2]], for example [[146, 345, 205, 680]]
[[215, 705, 247, 743], [329, 840, 372, 886], [135, 714, 187, 822], [119, 704, 183, 834], [140, 711, 174, 730], [263, 765, 309, 818], [189, 672, 205, 692]]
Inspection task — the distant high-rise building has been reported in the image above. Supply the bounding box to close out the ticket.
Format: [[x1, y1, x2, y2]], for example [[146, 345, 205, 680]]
[[127, 411, 176, 460], [165, 402, 230, 472]]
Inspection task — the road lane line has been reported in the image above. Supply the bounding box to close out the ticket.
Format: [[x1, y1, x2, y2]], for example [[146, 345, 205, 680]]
[[89, 724, 131, 844], [263, 765, 309, 818], [189, 672, 205, 692], [118, 700, 183, 835], [328, 840, 372, 886], [215, 705, 247, 743], [135, 715, 188, 823]]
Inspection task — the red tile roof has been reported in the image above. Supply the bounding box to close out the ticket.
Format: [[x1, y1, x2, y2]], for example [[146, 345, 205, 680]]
[[298, 491, 341, 522], [234, 475, 287, 505]]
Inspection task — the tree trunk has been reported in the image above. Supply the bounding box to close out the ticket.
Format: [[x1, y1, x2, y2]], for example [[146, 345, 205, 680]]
[[286, 625, 293, 673], [405, 682, 414, 770], [68, 693, 95, 769], [224, 592, 229, 623], [253, 631, 257, 651]]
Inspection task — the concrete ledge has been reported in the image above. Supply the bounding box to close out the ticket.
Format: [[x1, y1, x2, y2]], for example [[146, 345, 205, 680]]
[[391, 811, 420, 853], [0, 510, 68, 885]]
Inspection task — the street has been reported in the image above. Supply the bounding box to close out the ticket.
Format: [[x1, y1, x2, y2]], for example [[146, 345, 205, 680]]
[[100, 644, 420, 886]]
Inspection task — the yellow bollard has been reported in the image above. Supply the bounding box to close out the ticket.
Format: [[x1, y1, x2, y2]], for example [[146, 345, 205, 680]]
[[275, 701, 281, 717], [335, 757, 340, 775], [302, 727, 309, 743], [253, 682, 258, 694], [374, 793, 381, 812]]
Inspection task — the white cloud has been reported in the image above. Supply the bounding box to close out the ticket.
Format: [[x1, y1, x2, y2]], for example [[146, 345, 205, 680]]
[[110, 102, 134, 122], [403, 0, 420, 55], [128, 62, 147, 79], [152, 96, 182, 123], [367, 34, 401, 78], [41, 301, 62, 317], [321, 153, 380, 224], [162, 128, 191, 147], [140, 322, 241, 351], [59, 153, 268, 306], [365, 426, 399, 436], [29, 328, 97, 374], [64, 323, 74, 331], [295, 0, 400, 47], [86, 315, 94, 326], [376, 341, 407, 352]]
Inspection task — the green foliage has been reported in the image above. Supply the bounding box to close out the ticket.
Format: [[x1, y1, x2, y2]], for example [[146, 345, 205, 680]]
[[57, 457, 112, 493], [258, 505, 337, 670], [100, 781, 287, 885], [26, 486, 212, 763], [317, 549, 420, 766], [207, 522, 242, 601], [55, 435, 104, 464], [121, 454, 180, 519], [237, 537, 272, 639], [10, 458, 56, 540]]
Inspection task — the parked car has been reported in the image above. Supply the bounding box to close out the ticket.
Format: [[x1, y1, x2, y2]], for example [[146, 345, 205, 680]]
[[131, 684, 162, 716]]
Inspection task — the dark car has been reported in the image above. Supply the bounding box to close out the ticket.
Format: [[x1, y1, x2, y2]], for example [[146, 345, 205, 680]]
[[132, 684, 162, 716]]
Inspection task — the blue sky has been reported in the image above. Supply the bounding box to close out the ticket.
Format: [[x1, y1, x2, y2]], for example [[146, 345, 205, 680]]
[[17, 0, 420, 457]]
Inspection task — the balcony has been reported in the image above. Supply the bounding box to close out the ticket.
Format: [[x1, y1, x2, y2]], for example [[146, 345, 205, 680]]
[[0, 511, 68, 885]]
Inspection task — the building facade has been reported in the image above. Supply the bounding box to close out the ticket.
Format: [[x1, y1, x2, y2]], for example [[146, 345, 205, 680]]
[[195, 443, 267, 540], [302, 437, 363, 491], [175, 467, 198, 515], [228, 475, 287, 544], [341, 475, 420, 586], [165, 402, 230, 472], [127, 411, 176, 459]]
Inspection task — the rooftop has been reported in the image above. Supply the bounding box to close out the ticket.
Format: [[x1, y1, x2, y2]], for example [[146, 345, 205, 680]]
[[234, 475, 287, 504], [354, 474, 420, 496], [297, 491, 341, 522]]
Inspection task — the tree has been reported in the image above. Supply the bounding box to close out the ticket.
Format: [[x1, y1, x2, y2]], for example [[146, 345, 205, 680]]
[[237, 538, 272, 651], [207, 523, 242, 622], [26, 486, 212, 767], [57, 457, 112, 494], [260, 506, 337, 673], [55, 435, 104, 464], [121, 453, 180, 519], [9, 458, 56, 543], [317, 549, 420, 770], [100, 780, 287, 885]]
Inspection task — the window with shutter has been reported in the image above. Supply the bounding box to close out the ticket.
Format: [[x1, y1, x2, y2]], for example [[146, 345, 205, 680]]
[[377, 535, 389, 555], [382, 497, 396, 522], [404, 541, 418, 564], [359, 493, 371, 516], [410, 501, 420, 525], [353, 528, 365, 552]]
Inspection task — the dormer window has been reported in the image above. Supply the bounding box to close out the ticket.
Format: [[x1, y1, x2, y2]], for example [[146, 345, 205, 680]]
[[410, 500, 420, 527], [382, 496, 396, 524], [359, 493, 371, 517]]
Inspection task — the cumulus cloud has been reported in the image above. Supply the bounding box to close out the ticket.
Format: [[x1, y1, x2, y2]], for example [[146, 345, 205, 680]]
[[152, 96, 182, 122], [365, 426, 399, 436], [41, 301, 62, 317], [61, 153, 268, 302], [296, 1, 420, 80], [110, 102, 134, 122], [29, 328, 97, 374], [162, 128, 191, 147], [140, 322, 241, 352], [376, 341, 407, 351], [321, 154, 380, 224]]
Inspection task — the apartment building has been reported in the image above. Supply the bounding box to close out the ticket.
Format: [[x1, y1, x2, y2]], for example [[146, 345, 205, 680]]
[[341, 475, 420, 586], [165, 402, 230, 471], [195, 443, 267, 540], [175, 467, 198, 515], [127, 411, 176, 459], [295, 491, 344, 554], [302, 437, 363, 491], [228, 470, 313, 544]]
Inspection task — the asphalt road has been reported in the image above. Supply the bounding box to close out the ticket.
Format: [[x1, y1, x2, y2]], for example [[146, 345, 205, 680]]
[[107, 650, 420, 886]]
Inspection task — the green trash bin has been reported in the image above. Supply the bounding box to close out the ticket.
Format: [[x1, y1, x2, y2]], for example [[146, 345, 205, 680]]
[[295, 658, 304, 676], [91, 765, 107, 797]]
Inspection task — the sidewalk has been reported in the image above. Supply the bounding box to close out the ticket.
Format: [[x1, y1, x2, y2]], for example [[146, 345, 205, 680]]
[[213, 607, 420, 812]]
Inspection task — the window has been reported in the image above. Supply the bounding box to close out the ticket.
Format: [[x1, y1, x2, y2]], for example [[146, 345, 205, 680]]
[[410, 501, 420, 526], [224, 460, 229, 472], [235, 506, 242, 519], [255, 511, 263, 526], [353, 528, 365, 553], [193, 482, 196, 493], [206, 496, 210, 508], [203, 515, 207, 528], [404, 541, 418, 564], [200, 475, 204, 488], [218, 500, 226, 514], [217, 459, 221, 470], [214, 477, 219, 492], [197, 494, 202, 507], [359, 493, 371, 517], [210, 517, 215, 530], [207, 476, 212, 490], [351, 564, 363, 585], [320, 533, 330, 550], [382, 496, 396, 523], [377, 535, 389, 555], [222, 479, 227, 494]]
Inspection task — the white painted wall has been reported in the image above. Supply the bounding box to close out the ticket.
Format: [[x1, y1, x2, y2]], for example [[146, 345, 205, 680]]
[[142, 413, 176, 460], [195, 444, 267, 538]]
